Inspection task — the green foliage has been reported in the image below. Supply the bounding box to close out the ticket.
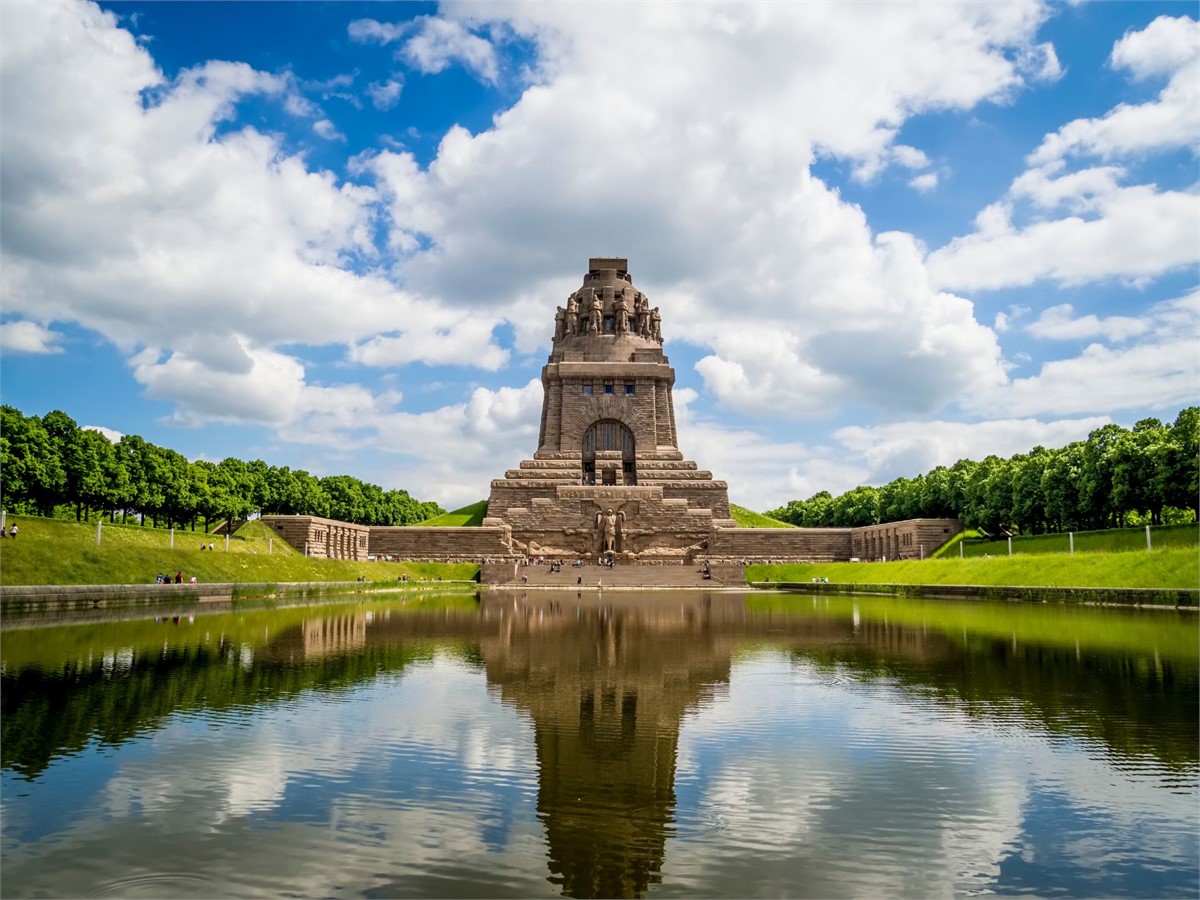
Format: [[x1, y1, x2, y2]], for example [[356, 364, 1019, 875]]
[[417, 500, 489, 527], [730, 503, 795, 527], [0, 515, 478, 586], [1, 406, 444, 529], [747, 546, 1198, 590], [764, 407, 1199, 538]]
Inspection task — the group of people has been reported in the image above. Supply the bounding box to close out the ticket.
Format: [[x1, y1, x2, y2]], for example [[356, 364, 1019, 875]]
[[1, 524, 18, 538], [155, 571, 197, 584], [198, 542, 215, 550]]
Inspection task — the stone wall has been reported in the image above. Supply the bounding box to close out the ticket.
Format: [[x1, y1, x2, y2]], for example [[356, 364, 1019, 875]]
[[850, 518, 963, 561], [261, 516, 370, 560], [709, 527, 853, 563], [367, 526, 515, 562]]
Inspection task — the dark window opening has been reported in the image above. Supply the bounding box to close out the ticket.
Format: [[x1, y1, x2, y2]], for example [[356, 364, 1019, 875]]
[[625, 383, 635, 395], [582, 384, 592, 394]]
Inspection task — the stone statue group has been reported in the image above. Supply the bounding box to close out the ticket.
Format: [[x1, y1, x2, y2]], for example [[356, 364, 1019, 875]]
[[554, 289, 662, 343]]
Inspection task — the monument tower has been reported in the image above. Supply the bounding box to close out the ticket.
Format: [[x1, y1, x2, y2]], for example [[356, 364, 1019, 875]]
[[484, 258, 735, 561]]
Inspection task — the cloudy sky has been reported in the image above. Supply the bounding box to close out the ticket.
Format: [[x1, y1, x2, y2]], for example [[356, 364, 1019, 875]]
[[1, 1, 1196, 511]]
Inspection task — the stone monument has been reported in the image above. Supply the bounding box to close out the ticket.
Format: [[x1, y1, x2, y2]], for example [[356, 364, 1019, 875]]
[[484, 257, 736, 562]]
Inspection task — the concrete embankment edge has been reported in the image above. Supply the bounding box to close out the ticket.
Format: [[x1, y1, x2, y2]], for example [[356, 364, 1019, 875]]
[[757, 581, 1198, 607], [0, 580, 477, 616]]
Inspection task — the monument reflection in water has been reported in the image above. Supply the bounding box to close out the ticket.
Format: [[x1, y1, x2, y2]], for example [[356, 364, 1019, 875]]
[[480, 594, 738, 897], [1, 591, 1197, 898]]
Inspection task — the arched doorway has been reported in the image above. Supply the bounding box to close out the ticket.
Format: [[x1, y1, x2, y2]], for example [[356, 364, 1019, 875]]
[[582, 420, 636, 485]]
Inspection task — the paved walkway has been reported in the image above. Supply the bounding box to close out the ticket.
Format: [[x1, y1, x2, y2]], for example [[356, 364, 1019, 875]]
[[500, 562, 739, 589]]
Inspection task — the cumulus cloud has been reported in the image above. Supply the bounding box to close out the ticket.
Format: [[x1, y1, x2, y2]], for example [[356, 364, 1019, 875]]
[[312, 118, 345, 141], [909, 172, 938, 193], [0, 0, 511, 427], [349, 15, 499, 84], [1028, 16, 1199, 166], [367, 77, 404, 111], [83, 424, 123, 442], [0, 320, 64, 354], [833, 415, 1111, 481], [927, 181, 1198, 291], [1025, 303, 1150, 342], [928, 16, 1199, 294], [973, 290, 1200, 417]]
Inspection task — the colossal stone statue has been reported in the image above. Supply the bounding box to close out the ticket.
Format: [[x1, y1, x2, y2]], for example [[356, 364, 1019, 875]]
[[595, 508, 624, 554], [589, 295, 603, 334]]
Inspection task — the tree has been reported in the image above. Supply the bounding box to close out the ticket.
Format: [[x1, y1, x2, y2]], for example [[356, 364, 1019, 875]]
[[1, 407, 65, 515], [831, 485, 880, 527], [1040, 443, 1084, 532]]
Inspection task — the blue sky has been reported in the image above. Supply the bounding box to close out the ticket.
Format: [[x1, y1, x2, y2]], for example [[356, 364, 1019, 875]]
[[1, 1, 1196, 511]]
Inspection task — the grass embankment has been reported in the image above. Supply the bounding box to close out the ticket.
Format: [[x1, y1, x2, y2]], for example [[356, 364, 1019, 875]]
[[960, 523, 1197, 557], [748, 547, 1198, 590], [0, 516, 478, 586], [730, 504, 794, 528], [416, 500, 488, 527]]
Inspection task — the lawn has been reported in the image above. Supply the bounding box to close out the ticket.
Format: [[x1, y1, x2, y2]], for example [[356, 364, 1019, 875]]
[[748, 547, 1198, 590], [0, 516, 478, 586]]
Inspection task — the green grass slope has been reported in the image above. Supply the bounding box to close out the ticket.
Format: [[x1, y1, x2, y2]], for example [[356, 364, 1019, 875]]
[[748, 547, 1198, 590], [960, 523, 1197, 557], [730, 504, 794, 528], [416, 500, 488, 527], [0, 515, 478, 586]]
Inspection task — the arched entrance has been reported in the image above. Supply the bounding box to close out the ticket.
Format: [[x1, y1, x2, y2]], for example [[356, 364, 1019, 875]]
[[582, 420, 636, 485]]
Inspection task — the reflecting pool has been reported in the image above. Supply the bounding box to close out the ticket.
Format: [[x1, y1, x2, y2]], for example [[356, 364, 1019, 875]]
[[2, 590, 1197, 898]]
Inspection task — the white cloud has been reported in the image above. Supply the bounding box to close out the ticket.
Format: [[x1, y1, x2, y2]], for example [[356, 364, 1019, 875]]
[[1110, 15, 1200, 82], [974, 290, 1200, 418], [0, 320, 63, 354], [367, 77, 404, 111], [401, 16, 499, 84], [1025, 303, 1150, 342], [909, 172, 938, 192], [82, 424, 123, 442], [312, 118, 345, 141], [834, 415, 1111, 480], [927, 182, 1199, 291], [1028, 16, 1199, 165], [0, 1, 512, 426], [347, 18, 408, 45], [892, 145, 931, 170]]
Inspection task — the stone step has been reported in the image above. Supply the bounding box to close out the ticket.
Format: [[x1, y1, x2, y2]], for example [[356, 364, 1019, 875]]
[[493, 562, 740, 588]]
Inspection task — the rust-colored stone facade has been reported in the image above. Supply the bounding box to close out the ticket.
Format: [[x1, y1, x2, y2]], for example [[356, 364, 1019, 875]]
[[263, 258, 962, 573]]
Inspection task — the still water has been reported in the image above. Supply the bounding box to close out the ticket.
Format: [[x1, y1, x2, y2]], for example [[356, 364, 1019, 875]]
[[1, 590, 1196, 898]]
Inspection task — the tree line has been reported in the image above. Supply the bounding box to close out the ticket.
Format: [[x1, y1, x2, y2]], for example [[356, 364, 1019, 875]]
[[0, 407, 444, 530], [766, 408, 1198, 534]]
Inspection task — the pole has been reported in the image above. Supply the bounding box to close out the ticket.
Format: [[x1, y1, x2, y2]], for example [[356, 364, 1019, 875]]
[[959, 542, 963, 558], [1146, 524, 1152, 550], [1069, 532, 1074, 554], [1007, 535, 1012, 557], [97, 520, 102, 545], [170, 527, 174, 549], [269, 537, 273, 555], [225, 533, 230, 552]]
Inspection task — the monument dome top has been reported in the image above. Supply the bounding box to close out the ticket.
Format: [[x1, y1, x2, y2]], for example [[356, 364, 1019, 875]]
[[551, 257, 662, 355]]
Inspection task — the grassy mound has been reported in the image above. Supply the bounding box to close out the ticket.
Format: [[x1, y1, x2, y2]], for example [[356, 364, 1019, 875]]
[[730, 504, 794, 528], [748, 547, 1198, 590], [960, 523, 1197, 557], [416, 500, 488, 527], [0, 515, 478, 586]]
